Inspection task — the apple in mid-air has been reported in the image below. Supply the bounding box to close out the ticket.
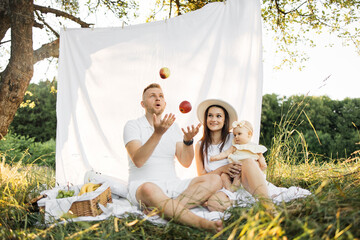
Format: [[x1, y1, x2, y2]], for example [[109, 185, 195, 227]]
[[159, 67, 170, 79], [179, 101, 192, 114]]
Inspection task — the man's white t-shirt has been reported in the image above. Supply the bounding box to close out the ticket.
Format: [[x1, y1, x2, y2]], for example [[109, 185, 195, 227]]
[[123, 115, 183, 182]]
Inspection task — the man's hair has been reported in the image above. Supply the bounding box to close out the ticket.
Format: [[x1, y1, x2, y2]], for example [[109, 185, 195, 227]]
[[142, 83, 162, 98]]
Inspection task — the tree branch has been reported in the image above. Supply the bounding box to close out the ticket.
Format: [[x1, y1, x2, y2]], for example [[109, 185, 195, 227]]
[[35, 10, 59, 38], [33, 39, 60, 64], [34, 4, 93, 28], [169, 0, 172, 18], [0, 39, 10, 45], [33, 21, 44, 29], [175, 0, 181, 16], [274, 0, 308, 16]]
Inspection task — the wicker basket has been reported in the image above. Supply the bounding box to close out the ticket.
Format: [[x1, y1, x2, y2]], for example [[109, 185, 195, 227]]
[[69, 186, 112, 217], [37, 185, 113, 217]]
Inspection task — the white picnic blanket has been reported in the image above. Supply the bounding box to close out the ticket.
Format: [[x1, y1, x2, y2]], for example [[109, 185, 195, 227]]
[[39, 170, 311, 224]]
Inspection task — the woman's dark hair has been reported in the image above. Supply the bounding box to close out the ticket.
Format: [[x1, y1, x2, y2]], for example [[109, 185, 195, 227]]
[[199, 105, 230, 164]]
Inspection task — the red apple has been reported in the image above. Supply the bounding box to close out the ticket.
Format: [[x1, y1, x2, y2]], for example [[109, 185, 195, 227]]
[[159, 67, 170, 79], [179, 100, 192, 114]]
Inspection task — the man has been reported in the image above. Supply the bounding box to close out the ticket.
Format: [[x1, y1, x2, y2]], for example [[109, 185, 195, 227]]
[[123, 83, 223, 232]]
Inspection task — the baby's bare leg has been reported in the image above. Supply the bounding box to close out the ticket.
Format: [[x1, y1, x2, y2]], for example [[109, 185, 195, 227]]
[[221, 173, 232, 191], [231, 174, 241, 192]]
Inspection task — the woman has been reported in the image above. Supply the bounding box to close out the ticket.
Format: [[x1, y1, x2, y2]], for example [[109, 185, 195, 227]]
[[195, 99, 271, 212]]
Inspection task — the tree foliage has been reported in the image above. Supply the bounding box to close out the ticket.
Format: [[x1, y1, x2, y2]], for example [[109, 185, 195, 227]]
[[261, 0, 360, 68], [260, 94, 360, 160], [10, 80, 57, 142], [151, 0, 360, 68]]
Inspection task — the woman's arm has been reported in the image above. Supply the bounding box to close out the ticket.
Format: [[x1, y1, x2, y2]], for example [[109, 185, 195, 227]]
[[195, 142, 241, 176], [195, 141, 207, 176], [210, 146, 235, 162]]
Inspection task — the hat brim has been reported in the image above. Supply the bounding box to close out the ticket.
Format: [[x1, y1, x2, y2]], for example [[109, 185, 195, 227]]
[[197, 99, 238, 130]]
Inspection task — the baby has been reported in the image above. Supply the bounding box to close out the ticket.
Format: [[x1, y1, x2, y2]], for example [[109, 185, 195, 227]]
[[210, 120, 267, 192]]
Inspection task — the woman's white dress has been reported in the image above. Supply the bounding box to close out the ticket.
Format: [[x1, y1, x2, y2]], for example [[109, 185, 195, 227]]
[[202, 135, 311, 204]]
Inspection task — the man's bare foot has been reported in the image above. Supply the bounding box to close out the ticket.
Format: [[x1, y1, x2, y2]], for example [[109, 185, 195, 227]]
[[261, 200, 279, 217], [141, 206, 159, 216], [214, 220, 223, 232], [199, 219, 223, 232]]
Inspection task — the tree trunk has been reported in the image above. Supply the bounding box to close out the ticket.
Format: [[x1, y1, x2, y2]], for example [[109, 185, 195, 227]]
[[0, 0, 10, 40], [0, 0, 34, 139]]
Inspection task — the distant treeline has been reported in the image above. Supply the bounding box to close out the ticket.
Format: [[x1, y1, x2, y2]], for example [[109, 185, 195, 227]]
[[9, 81, 360, 160], [260, 94, 360, 160]]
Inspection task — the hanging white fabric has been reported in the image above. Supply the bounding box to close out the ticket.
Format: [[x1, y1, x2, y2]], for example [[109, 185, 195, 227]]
[[56, 0, 264, 185]]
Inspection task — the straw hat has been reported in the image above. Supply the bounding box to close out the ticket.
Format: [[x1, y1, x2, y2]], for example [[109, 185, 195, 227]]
[[196, 99, 238, 130]]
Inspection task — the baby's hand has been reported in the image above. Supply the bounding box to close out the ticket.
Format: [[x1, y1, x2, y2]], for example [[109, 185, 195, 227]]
[[210, 156, 223, 161], [258, 162, 267, 171]]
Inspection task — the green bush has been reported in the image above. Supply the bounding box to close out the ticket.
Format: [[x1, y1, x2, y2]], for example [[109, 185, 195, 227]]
[[0, 132, 56, 168], [9, 80, 57, 142]]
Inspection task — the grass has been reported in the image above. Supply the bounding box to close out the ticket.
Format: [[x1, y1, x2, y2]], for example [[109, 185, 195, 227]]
[[1, 97, 359, 239], [1, 151, 359, 239]]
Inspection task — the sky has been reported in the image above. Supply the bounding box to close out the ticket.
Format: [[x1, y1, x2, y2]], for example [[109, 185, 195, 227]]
[[262, 32, 360, 100], [31, 0, 360, 100]]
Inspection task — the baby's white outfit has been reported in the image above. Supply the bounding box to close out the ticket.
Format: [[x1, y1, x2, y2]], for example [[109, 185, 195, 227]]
[[228, 141, 267, 163]]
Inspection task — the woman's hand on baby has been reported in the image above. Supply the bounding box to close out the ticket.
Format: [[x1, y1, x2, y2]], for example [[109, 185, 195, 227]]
[[223, 163, 241, 178], [181, 123, 201, 141], [258, 154, 267, 171], [259, 162, 267, 171]]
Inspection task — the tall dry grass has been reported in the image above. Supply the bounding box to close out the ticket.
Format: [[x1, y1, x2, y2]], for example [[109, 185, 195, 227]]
[[1, 150, 359, 239], [1, 95, 359, 239]]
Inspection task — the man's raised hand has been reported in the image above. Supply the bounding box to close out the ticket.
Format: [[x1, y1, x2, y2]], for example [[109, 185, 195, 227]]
[[153, 113, 176, 135], [181, 123, 201, 141]]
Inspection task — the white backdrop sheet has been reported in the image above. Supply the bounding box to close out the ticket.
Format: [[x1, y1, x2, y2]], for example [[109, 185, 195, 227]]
[[56, 0, 264, 185]]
